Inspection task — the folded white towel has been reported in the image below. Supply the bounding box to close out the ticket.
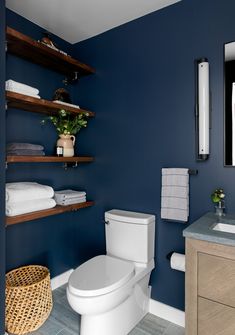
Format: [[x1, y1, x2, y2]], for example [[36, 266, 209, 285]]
[[55, 197, 86, 206], [161, 186, 188, 198], [54, 189, 86, 200], [6, 87, 40, 99], [161, 208, 188, 222], [6, 182, 54, 203], [6, 198, 56, 216], [6, 80, 39, 95], [161, 197, 188, 210], [161, 168, 189, 222]]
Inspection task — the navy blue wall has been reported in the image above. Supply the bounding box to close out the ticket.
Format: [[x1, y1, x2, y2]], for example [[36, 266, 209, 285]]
[[5, 9, 104, 286], [0, 2, 6, 333], [73, 0, 235, 310], [4, 0, 235, 319]]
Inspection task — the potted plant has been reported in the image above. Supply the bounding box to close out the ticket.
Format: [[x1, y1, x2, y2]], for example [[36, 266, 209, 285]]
[[211, 188, 225, 216], [42, 109, 89, 157]]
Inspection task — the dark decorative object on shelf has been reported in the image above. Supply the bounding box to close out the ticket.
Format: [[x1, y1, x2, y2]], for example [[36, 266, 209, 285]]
[[41, 32, 57, 49], [53, 88, 71, 103]]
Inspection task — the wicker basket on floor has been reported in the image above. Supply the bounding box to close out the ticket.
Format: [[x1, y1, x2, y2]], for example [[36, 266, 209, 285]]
[[5, 265, 53, 335]]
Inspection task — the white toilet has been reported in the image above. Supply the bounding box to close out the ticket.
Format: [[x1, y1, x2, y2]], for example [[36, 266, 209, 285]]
[[67, 209, 155, 335]]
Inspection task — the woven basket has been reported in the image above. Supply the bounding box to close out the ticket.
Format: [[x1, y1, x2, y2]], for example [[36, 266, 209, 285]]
[[5, 265, 53, 335]]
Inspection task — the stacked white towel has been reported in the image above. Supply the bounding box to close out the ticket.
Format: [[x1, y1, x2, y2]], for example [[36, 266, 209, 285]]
[[161, 168, 189, 222], [54, 189, 86, 206], [6, 80, 40, 98], [6, 182, 56, 216]]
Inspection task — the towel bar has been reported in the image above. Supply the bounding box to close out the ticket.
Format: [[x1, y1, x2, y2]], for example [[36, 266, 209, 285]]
[[188, 169, 198, 175], [163, 168, 198, 175]]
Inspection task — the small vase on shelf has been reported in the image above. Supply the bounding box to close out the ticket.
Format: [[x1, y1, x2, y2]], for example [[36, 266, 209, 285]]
[[57, 134, 75, 157], [215, 200, 225, 217]]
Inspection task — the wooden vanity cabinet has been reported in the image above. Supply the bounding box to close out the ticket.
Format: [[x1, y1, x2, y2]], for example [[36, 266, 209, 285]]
[[185, 238, 235, 335]]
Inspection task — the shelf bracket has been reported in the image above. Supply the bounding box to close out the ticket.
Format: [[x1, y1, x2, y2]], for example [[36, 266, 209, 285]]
[[63, 162, 68, 170], [62, 161, 78, 170], [5, 162, 8, 170], [63, 71, 79, 85]]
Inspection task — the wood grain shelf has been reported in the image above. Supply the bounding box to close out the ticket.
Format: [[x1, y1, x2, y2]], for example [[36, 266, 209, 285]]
[[6, 91, 95, 117], [6, 26, 95, 77], [6, 156, 94, 163], [6, 201, 94, 226]]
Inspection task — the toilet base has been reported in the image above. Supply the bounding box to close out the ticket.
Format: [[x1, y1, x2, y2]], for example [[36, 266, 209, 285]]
[[80, 274, 151, 335]]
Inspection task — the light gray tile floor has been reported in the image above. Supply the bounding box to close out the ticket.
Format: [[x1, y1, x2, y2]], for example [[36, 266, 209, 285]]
[[27, 285, 184, 335]]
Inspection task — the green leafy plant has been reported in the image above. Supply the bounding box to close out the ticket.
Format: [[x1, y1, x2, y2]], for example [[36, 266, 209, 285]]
[[42, 109, 89, 135], [211, 188, 225, 203]]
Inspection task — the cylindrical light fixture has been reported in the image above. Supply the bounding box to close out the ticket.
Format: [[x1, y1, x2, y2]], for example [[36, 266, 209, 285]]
[[196, 58, 210, 161]]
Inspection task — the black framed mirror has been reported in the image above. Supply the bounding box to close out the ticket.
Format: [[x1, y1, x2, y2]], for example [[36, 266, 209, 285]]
[[224, 41, 235, 166]]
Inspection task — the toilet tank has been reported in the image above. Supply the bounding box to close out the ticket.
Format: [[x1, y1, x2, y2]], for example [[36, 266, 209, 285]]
[[105, 209, 155, 264]]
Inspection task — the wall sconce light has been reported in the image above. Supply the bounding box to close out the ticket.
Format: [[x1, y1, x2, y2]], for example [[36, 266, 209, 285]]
[[195, 58, 210, 161]]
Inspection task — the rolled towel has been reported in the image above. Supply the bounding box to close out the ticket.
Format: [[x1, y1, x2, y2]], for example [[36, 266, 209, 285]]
[[6, 80, 39, 95], [7, 150, 45, 156], [7, 143, 44, 151], [6, 182, 54, 203], [54, 190, 86, 200], [55, 197, 86, 206], [6, 198, 56, 216]]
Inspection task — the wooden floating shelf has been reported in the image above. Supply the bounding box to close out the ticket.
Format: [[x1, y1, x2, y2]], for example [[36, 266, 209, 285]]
[[6, 155, 94, 163], [6, 201, 95, 226], [6, 27, 95, 77], [6, 91, 95, 117]]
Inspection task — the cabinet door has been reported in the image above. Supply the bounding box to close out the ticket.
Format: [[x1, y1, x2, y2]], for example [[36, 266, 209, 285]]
[[198, 252, 235, 307], [198, 297, 235, 335]]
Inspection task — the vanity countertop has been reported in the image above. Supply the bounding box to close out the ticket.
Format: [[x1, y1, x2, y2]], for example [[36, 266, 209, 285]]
[[183, 212, 235, 247]]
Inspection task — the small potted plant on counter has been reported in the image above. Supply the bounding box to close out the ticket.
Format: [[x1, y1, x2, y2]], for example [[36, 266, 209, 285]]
[[211, 188, 225, 216]]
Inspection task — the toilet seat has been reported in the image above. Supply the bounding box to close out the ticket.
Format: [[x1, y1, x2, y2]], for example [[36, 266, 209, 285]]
[[69, 255, 135, 297]]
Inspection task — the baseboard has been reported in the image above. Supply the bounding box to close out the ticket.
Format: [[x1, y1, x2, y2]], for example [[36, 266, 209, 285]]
[[51, 269, 74, 291], [149, 299, 185, 328]]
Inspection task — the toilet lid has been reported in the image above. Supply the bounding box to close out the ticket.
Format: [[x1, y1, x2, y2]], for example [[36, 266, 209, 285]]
[[68, 255, 135, 297]]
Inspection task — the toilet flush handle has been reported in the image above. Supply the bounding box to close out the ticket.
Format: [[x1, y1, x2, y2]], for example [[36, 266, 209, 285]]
[[104, 220, 110, 225]]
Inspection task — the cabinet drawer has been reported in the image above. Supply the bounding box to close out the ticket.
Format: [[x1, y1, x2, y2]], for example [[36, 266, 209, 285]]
[[198, 253, 235, 307], [198, 297, 235, 335]]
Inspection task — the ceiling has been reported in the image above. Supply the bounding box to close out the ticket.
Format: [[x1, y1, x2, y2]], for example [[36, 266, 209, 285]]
[[6, 0, 181, 44]]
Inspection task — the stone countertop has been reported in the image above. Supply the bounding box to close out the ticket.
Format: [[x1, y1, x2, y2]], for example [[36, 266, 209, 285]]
[[183, 212, 235, 247]]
